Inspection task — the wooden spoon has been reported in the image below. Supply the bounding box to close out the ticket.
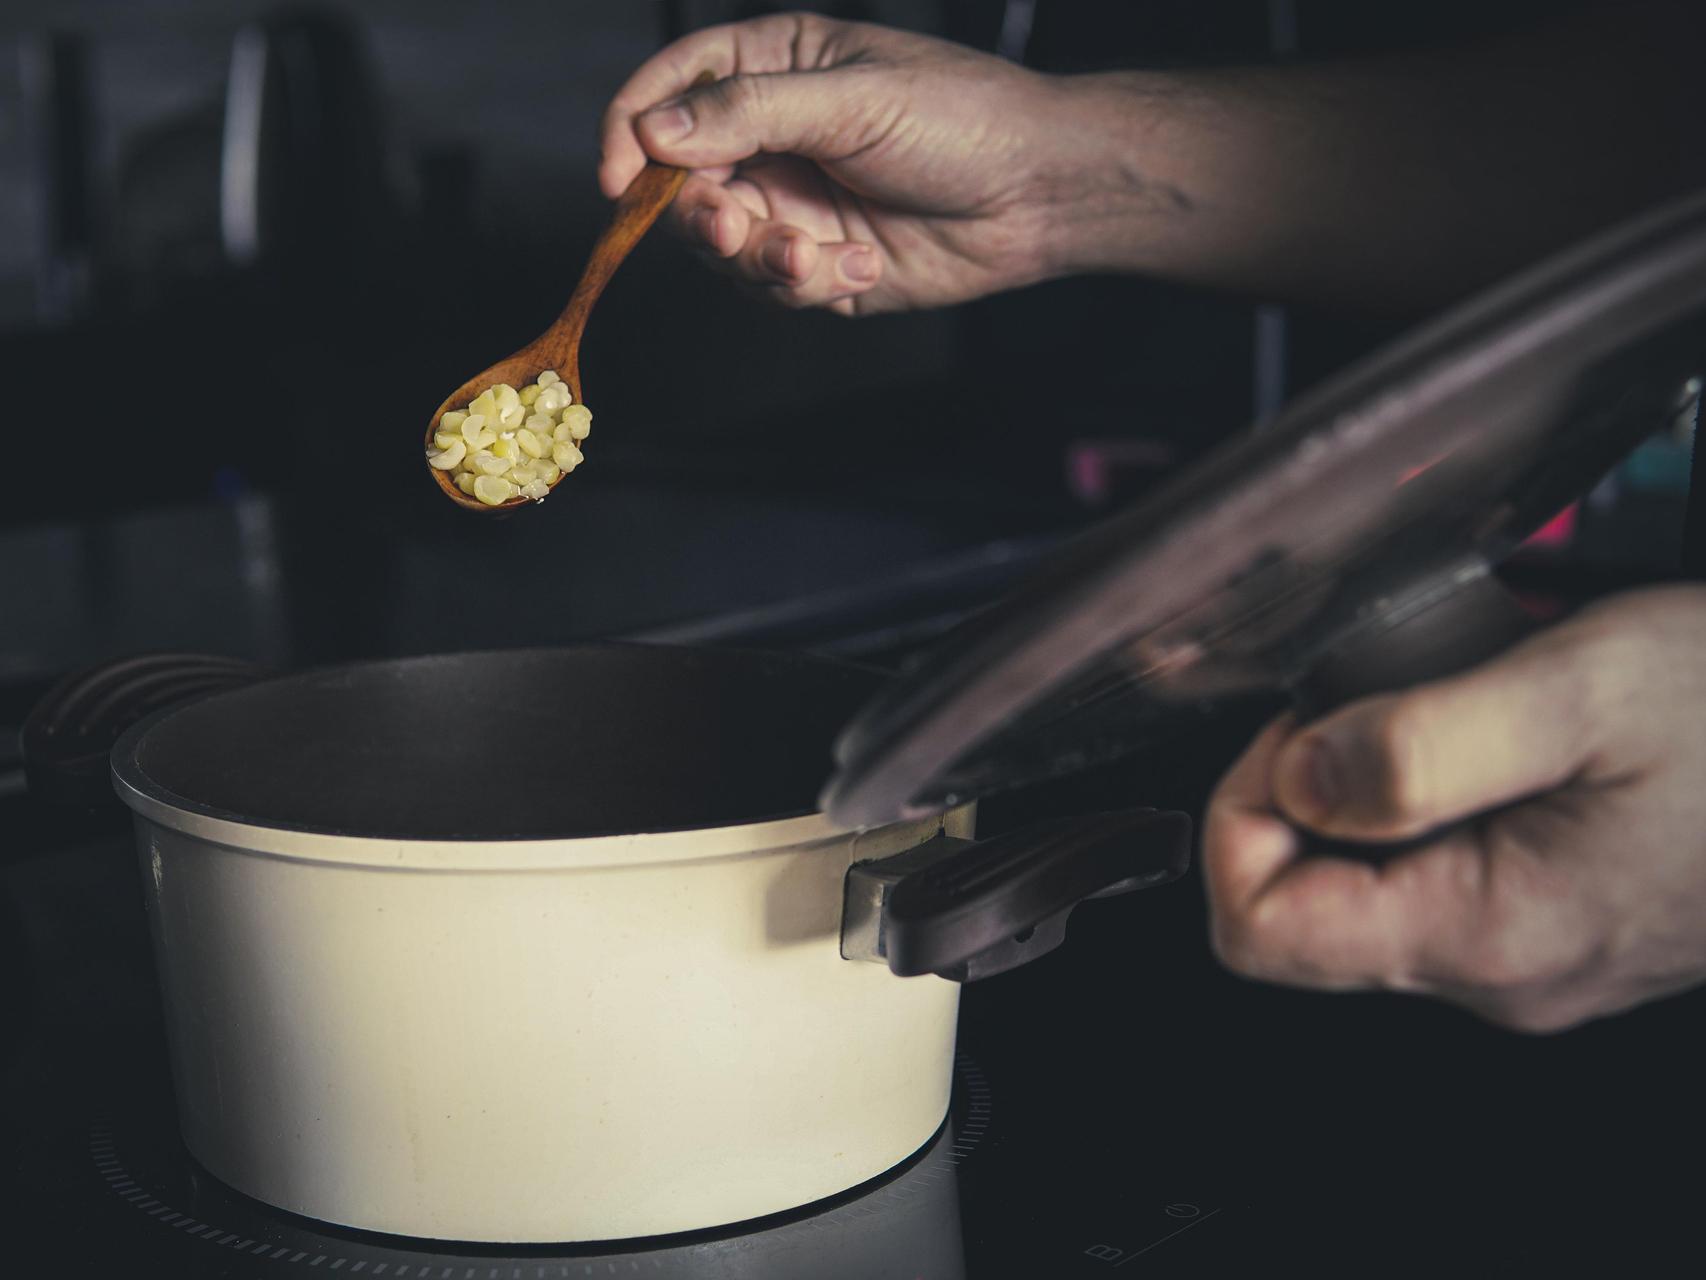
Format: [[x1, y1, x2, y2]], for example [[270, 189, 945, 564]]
[[426, 71, 712, 512]]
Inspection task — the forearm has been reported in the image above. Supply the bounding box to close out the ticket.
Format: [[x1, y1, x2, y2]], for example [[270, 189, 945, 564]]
[[1035, 2, 1706, 314]]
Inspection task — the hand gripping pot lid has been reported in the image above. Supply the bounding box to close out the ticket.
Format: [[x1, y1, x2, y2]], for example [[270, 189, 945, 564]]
[[822, 189, 1706, 829]]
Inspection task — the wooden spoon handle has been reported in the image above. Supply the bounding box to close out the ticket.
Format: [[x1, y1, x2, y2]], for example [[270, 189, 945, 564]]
[[540, 69, 716, 378]]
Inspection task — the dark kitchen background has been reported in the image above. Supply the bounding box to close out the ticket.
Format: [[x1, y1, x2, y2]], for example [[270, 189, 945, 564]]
[[3, 2, 1702, 1275], [3, 0, 1686, 693]]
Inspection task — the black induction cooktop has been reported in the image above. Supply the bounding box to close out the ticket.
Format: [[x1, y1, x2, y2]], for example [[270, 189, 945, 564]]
[[5, 730, 1704, 1278]]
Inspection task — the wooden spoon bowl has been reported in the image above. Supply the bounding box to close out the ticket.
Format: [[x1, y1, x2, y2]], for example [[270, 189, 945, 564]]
[[426, 352, 584, 514], [426, 72, 711, 513]]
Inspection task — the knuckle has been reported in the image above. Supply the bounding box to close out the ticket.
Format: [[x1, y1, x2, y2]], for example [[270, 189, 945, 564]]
[[785, 9, 832, 42], [1480, 995, 1582, 1035], [1207, 915, 1245, 969], [1209, 914, 1274, 980], [775, 10, 850, 61], [1457, 931, 1540, 990], [1469, 847, 1595, 990], [721, 72, 769, 122], [1455, 910, 1581, 995]]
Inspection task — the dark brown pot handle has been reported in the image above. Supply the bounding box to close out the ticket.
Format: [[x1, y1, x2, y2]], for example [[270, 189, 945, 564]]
[[22, 653, 267, 807], [844, 808, 1192, 983]]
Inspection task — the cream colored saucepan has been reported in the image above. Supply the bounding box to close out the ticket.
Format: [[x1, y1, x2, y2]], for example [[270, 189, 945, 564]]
[[24, 645, 1188, 1243]]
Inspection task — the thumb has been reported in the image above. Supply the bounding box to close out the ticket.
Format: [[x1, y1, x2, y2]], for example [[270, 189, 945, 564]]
[[634, 70, 883, 170], [1270, 629, 1597, 841]]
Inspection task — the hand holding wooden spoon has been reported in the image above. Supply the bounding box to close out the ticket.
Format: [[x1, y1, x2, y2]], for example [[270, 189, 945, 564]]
[[426, 71, 713, 512]]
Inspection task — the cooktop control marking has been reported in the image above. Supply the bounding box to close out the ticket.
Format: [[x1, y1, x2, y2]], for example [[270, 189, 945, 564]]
[[1118, 1205, 1223, 1264], [1081, 1204, 1225, 1267]]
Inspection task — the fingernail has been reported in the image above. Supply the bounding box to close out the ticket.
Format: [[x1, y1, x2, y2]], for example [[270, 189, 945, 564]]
[[640, 98, 693, 143], [761, 237, 797, 279], [1294, 737, 1341, 820], [843, 248, 878, 283]]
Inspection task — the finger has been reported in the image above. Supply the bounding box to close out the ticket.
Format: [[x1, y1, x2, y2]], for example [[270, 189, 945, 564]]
[[666, 175, 752, 259], [1234, 788, 1614, 1001], [630, 66, 885, 175], [721, 176, 771, 221], [689, 163, 738, 186], [757, 241, 883, 310], [598, 14, 830, 197], [1270, 624, 1599, 841], [730, 219, 819, 288], [670, 189, 821, 289], [1206, 715, 1499, 993], [1202, 715, 1303, 920], [1222, 834, 1491, 991]]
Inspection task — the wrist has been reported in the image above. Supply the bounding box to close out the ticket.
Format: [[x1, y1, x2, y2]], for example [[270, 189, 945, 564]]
[[1026, 70, 1207, 282]]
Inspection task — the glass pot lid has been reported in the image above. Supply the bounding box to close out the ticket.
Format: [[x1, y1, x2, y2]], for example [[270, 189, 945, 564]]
[[824, 190, 1706, 829]]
